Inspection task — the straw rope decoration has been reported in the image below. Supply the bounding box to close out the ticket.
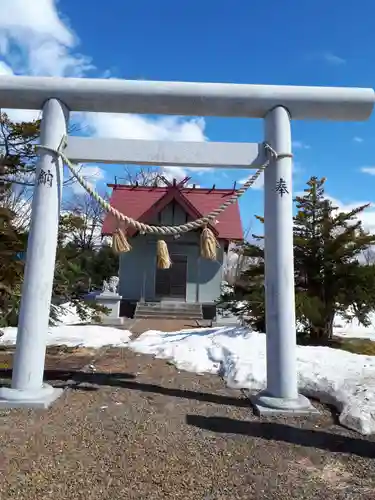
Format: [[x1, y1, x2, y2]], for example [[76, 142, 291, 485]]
[[37, 138, 292, 269]]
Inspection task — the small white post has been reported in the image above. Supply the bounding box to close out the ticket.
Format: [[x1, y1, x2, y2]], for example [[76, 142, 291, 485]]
[[252, 106, 317, 414], [0, 99, 69, 408]]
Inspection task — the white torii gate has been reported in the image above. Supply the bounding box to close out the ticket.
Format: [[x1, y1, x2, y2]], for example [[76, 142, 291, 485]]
[[0, 76, 373, 414]]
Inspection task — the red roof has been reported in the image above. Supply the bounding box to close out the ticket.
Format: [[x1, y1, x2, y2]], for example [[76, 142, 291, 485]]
[[102, 184, 244, 241]]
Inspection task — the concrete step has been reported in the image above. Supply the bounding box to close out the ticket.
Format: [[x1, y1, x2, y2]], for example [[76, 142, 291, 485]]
[[135, 302, 203, 320], [135, 313, 203, 320], [136, 306, 202, 313], [135, 307, 202, 316], [139, 302, 202, 310]]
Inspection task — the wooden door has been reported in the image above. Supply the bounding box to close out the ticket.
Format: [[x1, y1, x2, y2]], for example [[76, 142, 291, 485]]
[[155, 255, 187, 299]]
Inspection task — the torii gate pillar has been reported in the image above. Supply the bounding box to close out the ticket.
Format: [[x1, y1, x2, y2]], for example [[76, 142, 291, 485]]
[[251, 106, 315, 414], [0, 99, 68, 407]]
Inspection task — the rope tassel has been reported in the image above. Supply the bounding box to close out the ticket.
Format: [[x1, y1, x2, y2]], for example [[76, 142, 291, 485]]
[[156, 240, 172, 269], [112, 228, 132, 254], [200, 227, 219, 260]]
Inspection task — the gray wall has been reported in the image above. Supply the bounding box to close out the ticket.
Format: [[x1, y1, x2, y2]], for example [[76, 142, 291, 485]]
[[118, 201, 225, 303]]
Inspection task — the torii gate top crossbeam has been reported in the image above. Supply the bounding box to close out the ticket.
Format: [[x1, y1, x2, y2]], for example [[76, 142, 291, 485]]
[[0, 75, 373, 121]]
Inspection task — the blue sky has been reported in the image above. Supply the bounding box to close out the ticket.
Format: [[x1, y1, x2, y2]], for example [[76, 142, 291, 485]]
[[1, 0, 375, 234]]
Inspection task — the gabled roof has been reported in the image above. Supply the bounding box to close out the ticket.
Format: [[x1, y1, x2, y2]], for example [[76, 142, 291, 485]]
[[102, 183, 244, 241]]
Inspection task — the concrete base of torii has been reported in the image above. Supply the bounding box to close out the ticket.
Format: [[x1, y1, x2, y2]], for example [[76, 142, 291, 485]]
[[250, 391, 319, 417], [0, 385, 63, 409]]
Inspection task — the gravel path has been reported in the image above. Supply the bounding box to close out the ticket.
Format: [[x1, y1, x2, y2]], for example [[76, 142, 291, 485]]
[[0, 347, 374, 499]]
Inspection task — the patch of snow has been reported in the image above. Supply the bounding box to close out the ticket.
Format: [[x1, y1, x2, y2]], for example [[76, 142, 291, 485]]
[[216, 313, 242, 327], [0, 325, 132, 348], [130, 326, 375, 436], [232, 300, 247, 311], [220, 280, 233, 295], [54, 302, 91, 325], [218, 297, 375, 341], [333, 312, 375, 340]]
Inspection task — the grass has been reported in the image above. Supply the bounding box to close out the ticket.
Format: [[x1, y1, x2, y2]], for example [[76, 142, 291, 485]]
[[0, 345, 14, 352], [0, 344, 81, 354], [298, 333, 375, 356], [331, 337, 375, 356]]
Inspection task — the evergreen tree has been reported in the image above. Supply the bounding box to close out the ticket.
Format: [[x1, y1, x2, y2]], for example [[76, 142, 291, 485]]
[[221, 176, 375, 342], [50, 214, 119, 324], [0, 113, 119, 327], [0, 205, 27, 327], [294, 177, 375, 340], [0, 112, 36, 326], [0, 111, 40, 188]]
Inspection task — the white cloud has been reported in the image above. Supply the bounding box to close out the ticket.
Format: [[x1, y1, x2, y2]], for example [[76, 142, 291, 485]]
[[82, 113, 206, 142], [0, 0, 211, 185], [307, 51, 346, 66], [80, 113, 209, 181], [0, 0, 93, 77], [292, 140, 310, 150], [322, 52, 346, 65], [293, 190, 375, 236], [0, 60, 13, 75], [353, 136, 364, 143], [70, 165, 106, 195], [326, 195, 375, 233], [163, 166, 189, 182], [360, 167, 375, 176], [0, 0, 74, 45]]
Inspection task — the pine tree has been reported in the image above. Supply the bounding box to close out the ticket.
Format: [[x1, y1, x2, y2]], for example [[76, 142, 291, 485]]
[[0, 114, 118, 326], [51, 214, 119, 324], [294, 176, 375, 340], [0, 205, 27, 327], [0, 111, 40, 188], [220, 239, 266, 331], [221, 176, 375, 342]]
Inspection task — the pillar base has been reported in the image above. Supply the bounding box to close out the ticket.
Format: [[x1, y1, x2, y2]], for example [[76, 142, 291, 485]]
[[0, 383, 63, 409], [250, 390, 319, 417]]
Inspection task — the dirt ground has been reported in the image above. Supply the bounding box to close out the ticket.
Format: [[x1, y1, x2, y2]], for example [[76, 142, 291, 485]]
[[0, 346, 374, 500]]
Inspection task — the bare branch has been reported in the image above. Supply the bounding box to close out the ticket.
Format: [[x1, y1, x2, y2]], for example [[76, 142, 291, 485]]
[[0, 183, 33, 231], [117, 165, 163, 186], [62, 191, 108, 250]]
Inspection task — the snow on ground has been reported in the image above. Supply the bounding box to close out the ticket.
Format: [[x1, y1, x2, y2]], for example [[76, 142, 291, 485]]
[[333, 312, 375, 340], [1, 301, 133, 348], [0, 325, 132, 348], [54, 302, 90, 325], [2, 297, 375, 435], [130, 326, 375, 436]]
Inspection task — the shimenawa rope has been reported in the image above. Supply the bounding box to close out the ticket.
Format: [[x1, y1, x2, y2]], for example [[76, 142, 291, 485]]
[[36, 137, 292, 267]]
